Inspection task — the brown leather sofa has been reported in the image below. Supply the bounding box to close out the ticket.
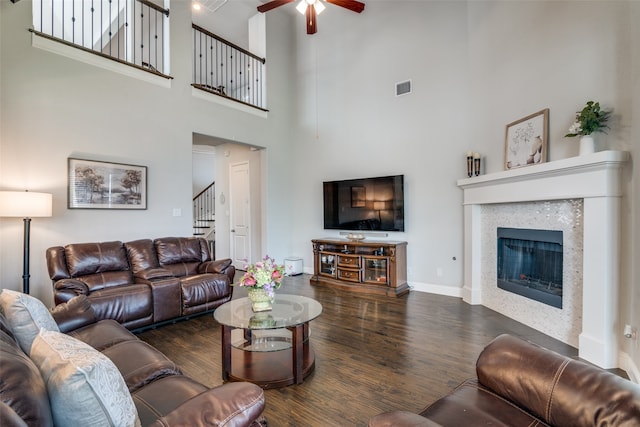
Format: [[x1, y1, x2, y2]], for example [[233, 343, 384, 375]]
[[369, 334, 640, 427], [0, 291, 265, 427], [46, 237, 234, 331]]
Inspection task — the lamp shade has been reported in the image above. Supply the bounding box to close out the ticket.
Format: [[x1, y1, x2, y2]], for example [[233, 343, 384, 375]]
[[0, 191, 53, 217], [373, 201, 386, 211]]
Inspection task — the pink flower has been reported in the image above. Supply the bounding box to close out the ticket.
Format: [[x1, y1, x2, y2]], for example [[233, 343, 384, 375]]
[[241, 273, 257, 286], [272, 270, 282, 281]]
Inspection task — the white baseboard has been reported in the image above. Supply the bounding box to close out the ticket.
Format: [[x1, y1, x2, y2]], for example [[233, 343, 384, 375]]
[[409, 281, 463, 298], [300, 269, 464, 299], [619, 351, 640, 383]]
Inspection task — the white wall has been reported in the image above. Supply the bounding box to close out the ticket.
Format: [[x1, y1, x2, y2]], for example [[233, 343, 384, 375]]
[[290, 1, 470, 291], [192, 145, 216, 196], [0, 0, 294, 305], [288, 1, 639, 370]]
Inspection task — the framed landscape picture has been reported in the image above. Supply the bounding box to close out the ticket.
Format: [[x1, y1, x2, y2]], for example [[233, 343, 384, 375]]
[[504, 108, 549, 170], [68, 158, 147, 209]]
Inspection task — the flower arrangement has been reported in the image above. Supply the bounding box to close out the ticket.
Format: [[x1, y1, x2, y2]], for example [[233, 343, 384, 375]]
[[236, 255, 285, 298], [565, 101, 611, 137]]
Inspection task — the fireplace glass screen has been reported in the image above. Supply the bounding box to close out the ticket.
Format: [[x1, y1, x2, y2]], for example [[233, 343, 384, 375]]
[[497, 227, 563, 308]]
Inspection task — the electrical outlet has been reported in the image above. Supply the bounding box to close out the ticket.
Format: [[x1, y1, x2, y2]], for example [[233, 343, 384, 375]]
[[172, 208, 181, 217], [437, 267, 443, 277]]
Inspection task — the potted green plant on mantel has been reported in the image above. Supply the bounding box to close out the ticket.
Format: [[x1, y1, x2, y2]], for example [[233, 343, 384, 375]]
[[565, 100, 611, 155]]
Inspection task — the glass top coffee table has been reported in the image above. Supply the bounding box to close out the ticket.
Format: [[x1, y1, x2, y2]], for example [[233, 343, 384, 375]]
[[214, 294, 323, 389]]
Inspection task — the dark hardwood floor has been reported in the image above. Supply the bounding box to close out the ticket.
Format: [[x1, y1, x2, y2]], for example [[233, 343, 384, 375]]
[[137, 275, 578, 427]]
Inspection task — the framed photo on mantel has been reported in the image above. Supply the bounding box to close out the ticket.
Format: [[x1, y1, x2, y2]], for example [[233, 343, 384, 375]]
[[504, 108, 549, 170], [68, 158, 147, 209]]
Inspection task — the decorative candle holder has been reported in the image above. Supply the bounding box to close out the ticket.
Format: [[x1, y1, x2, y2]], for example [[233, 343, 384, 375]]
[[473, 153, 481, 176], [466, 152, 473, 177]]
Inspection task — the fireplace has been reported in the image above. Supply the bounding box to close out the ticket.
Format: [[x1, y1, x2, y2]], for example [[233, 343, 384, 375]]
[[458, 151, 629, 369], [497, 227, 563, 309]]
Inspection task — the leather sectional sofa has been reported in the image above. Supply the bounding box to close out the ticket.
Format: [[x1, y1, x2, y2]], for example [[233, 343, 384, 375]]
[[46, 237, 234, 331], [0, 289, 265, 427], [369, 334, 640, 426]]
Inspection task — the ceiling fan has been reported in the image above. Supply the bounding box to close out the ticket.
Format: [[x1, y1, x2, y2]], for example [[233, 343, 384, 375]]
[[257, 0, 365, 35]]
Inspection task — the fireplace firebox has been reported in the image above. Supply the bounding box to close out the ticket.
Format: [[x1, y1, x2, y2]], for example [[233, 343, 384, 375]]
[[497, 227, 563, 308]]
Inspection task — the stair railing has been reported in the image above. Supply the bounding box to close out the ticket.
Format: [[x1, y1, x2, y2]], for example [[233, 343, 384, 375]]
[[193, 181, 215, 237]]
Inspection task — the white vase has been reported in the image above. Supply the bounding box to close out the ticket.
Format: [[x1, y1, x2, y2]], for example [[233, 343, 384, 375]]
[[579, 135, 595, 155]]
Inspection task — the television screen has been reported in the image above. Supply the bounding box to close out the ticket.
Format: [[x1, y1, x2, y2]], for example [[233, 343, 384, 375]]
[[323, 175, 404, 232]]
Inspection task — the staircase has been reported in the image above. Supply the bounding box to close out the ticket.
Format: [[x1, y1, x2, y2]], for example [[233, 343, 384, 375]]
[[193, 182, 215, 241]]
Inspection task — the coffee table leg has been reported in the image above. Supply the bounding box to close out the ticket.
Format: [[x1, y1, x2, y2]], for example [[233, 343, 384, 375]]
[[292, 324, 304, 384], [221, 325, 231, 381]]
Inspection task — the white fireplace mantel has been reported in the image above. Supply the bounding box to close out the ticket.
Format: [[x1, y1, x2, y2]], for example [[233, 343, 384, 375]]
[[457, 150, 630, 369]]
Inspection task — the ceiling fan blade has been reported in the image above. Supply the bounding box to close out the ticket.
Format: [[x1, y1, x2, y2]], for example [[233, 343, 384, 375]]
[[306, 5, 317, 34], [257, 0, 295, 13], [325, 0, 365, 13]]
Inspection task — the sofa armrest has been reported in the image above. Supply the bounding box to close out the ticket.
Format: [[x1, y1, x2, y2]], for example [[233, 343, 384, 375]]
[[134, 268, 173, 281], [52, 279, 90, 304], [199, 259, 235, 282], [199, 258, 232, 274], [51, 295, 97, 333], [368, 411, 443, 427], [148, 382, 264, 427], [476, 334, 640, 426]]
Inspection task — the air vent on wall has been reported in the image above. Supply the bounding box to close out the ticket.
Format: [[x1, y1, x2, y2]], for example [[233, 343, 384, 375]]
[[396, 80, 412, 96]]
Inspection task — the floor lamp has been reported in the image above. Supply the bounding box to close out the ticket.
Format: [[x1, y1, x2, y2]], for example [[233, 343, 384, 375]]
[[0, 191, 53, 294]]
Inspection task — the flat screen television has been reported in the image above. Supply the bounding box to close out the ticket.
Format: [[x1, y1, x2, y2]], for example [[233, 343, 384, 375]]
[[323, 175, 404, 232]]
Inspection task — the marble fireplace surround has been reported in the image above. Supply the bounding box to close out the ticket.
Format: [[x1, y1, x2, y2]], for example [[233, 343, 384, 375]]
[[457, 151, 629, 369]]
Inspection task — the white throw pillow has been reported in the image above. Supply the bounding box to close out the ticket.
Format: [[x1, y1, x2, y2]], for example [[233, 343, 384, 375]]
[[0, 288, 59, 354], [31, 329, 141, 427]]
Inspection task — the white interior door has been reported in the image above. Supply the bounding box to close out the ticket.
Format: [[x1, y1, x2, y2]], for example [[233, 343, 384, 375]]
[[229, 161, 251, 268]]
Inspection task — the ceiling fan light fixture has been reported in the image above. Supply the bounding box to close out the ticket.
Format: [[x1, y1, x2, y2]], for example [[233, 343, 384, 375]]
[[258, 0, 364, 34], [296, 0, 308, 15], [297, 0, 324, 15], [314, 1, 326, 15]]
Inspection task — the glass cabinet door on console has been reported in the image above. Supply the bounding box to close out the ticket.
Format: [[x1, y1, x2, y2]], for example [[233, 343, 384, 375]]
[[311, 238, 409, 298], [363, 257, 389, 285], [319, 252, 336, 277]]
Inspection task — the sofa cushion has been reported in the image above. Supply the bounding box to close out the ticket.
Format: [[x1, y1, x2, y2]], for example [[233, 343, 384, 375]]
[[125, 239, 161, 273], [64, 241, 129, 277], [30, 329, 141, 427], [179, 275, 230, 316], [68, 318, 140, 351], [0, 314, 53, 427], [75, 271, 136, 292], [155, 237, 204, 265], [87, 284, 153, 328], [100, 340, 182, 393], [132, 375, 208, 425], [0, 289, 59, 355]]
